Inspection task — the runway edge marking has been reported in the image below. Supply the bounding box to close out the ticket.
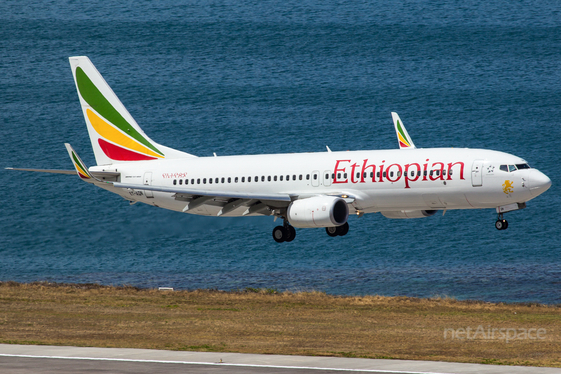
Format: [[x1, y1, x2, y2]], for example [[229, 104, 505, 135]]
[[0, 353, 454, 374]]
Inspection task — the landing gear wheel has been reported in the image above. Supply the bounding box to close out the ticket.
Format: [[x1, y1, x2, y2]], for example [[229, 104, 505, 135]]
[[326, 226, 339, 237], [285, 225, 296, 242], [495, 219, 508, 230], [336, 222, 349, 236], [273, 226, 287, 243]]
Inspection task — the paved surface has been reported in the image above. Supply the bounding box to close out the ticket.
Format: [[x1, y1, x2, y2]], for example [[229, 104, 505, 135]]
[[0, 344, 560, 374]]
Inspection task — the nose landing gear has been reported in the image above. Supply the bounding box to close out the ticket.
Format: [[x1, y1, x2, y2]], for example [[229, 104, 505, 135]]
[[495, 213, 509, 230]]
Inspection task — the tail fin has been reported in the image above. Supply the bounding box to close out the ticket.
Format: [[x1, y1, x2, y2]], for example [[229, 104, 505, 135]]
[[391, 112, 416, 149], [69, 56, 195, 165]]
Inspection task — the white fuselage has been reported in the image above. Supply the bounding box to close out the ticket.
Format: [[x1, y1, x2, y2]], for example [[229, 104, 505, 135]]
[[91, 147, 549, 217]]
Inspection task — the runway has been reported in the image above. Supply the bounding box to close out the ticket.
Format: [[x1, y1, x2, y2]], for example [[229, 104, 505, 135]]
[[1, 345, 560, 374]]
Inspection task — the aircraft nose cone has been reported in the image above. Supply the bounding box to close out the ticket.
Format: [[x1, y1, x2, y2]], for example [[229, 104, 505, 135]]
[[529, 169, 552, 197]]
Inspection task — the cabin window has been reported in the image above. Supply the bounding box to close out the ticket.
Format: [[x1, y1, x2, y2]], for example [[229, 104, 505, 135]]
[[356, 172, 360, 179], [343, 173, 347, 179], [209, 178, 212, 184], [203, 178, 207, 184], [299, 175, 303, 180], [221, 177, 225, 183], [185, 179, 189, 185], [261, 176, 264, 182], [180, 179, 184, 185], [377, 172, 380, 178], [228, 177, 231, 183], [417, 171, 421, 177], [449, 169, 453, 176], [280, 175, 283, 181], [332, 173, 335, 179], [383, 172, 387, 178], [241, 177, 245, 182], [370, 172, 374, 178], [424, 171, 427, 176], [248, 176, 252, 182], [429, 171, 433, 176], [410, 171, 414, 177], [235, 177, 238, 183], [306, 174, 310, 180], [173, 180, 177, 185], [337, 173, 341, 179], [325, 174, 329, 179], [286, 175, 290, 181], [268, 176, 271, 181], [274, 176, 277, 181], [313, 174, 318, 180], [255, 176, 258, 182], [215, 178, 218, 183], [435, 170, 440, 176], [293, 175, 297, 180], [363, 172, 367, 178], [197, 178, 201, 184], [443, 170, 446, 176], [390, 171, 394, 178]]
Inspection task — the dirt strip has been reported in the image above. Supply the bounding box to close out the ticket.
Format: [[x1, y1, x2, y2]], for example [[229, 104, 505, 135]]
[[0, 282, 559, 367]]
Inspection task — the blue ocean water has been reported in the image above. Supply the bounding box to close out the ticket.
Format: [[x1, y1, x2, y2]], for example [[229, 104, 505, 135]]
[[1, 1, 560, 304]]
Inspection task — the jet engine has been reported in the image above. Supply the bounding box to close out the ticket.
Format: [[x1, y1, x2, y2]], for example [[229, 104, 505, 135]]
[[287, 196, 349, 228], [381, 210, 438, 219]]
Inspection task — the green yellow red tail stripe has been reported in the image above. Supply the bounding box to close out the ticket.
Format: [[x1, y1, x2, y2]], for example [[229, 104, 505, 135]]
[[75, 66, 165, 162]]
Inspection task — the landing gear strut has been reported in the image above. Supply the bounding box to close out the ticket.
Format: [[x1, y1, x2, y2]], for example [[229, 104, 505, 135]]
[[272, 219, 296, 243], [326, 222, 349, 237], [495, 213, 509, 231]]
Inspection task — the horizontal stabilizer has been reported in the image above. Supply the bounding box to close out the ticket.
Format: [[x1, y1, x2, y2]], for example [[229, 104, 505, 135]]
[[5, 167, 76, 175]]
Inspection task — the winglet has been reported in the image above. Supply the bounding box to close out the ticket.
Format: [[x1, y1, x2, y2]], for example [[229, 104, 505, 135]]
[[64, 143, 94, 181], [391, 112, 416, 149]]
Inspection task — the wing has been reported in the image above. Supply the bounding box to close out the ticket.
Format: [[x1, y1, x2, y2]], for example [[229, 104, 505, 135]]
[[112, 182, 292, 216], [391, 112, 416, 149]]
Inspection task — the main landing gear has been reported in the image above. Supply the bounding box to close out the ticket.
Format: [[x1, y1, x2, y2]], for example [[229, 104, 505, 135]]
[[495, 213, 509, 231], [272, 221, 296, 243], [325, 222, 349, 237]]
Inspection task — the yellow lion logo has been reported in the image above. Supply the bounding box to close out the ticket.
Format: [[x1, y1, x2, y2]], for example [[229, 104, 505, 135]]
[[503, 180, 514, 194]]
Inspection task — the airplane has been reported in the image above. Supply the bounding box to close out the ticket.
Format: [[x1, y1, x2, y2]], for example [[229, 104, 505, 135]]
[[7, 56, 552, 243]]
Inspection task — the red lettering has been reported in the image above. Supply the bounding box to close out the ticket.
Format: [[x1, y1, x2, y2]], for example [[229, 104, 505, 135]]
[[360, 159, 376, 183], [404, 163, 421, 188], [350, 163, 359, 183], [447, 162, 465, 180], [430, 162, 445, 181], [385, 164, 402, 183], [333, 160, 350, 183], [422, 159, 429, 181]]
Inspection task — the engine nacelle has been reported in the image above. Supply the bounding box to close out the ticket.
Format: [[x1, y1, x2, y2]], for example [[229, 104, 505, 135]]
[[287, 196, 349, 228], [381, 210, 438, 219]]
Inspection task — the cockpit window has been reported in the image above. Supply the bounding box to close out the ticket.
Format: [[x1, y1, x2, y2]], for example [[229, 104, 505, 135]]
[[500, 165, 508, 172], [508, 165, 517, 172], [516, 163, 531, 170]]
